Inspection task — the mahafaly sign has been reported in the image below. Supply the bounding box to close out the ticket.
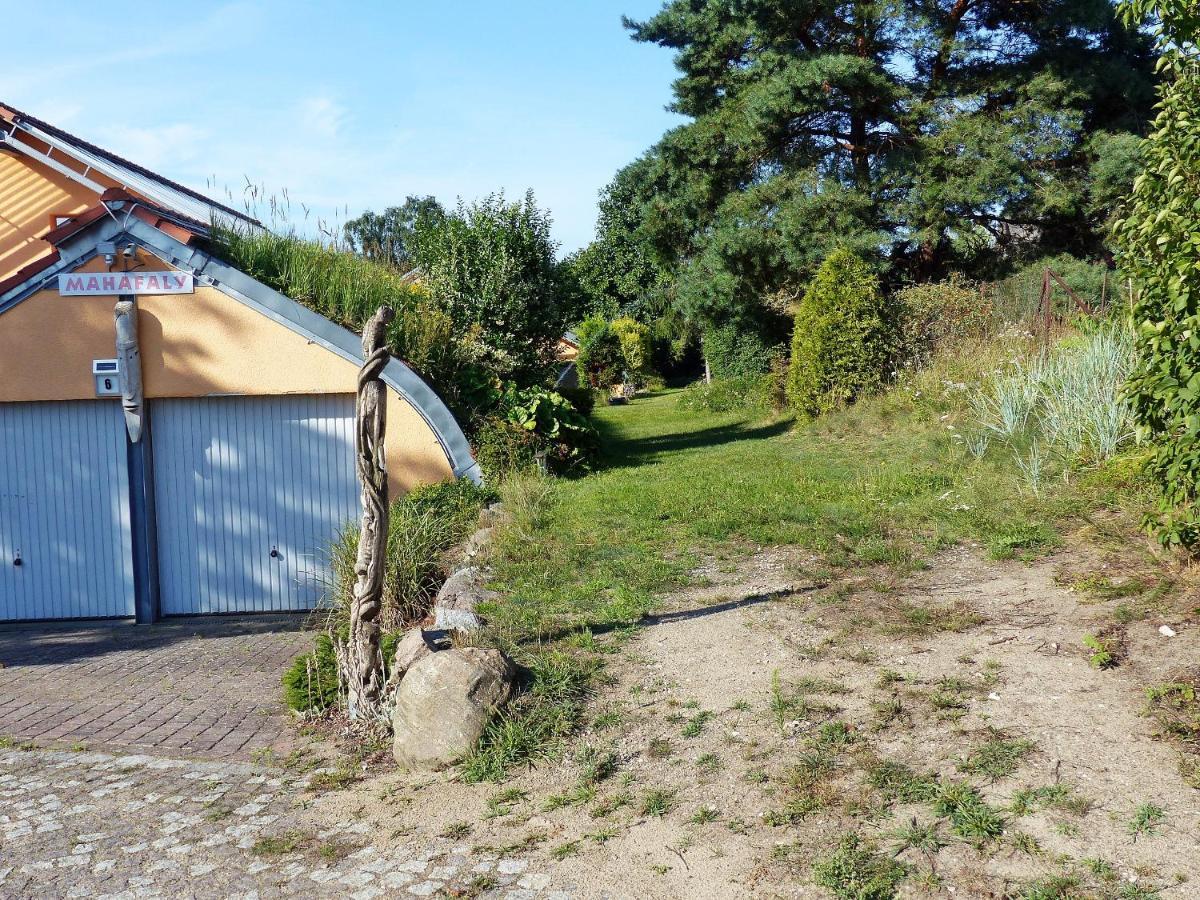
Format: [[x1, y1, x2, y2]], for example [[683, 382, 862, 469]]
[[58, 271, 193, 296]]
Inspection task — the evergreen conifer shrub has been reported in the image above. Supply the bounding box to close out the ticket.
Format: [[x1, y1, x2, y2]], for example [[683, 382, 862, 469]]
[[787, 250, 891, 418]]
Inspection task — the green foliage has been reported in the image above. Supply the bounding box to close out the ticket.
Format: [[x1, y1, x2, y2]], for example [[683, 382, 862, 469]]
[[343, 195, 446, 270], [473, 388, 598, 482], [412, 190, 572, 383], [555, 386, 596, 417], [703, 322, 775, 380], [565, 156, 674, 320], [1114, 0, 1200, 547], [473, 419, 544, 483], [1144, 677, 1200, 750], [1083, 633, 1118, 669], [956, 735, 1036, 779], [211, 227, 473, 409], [575, 314, 653, 388], [676, 375, 775, 414], [593, 0, 1156, 338], [894, 277, 992, 370], [811, 833, 908, 900], [932, 781, 1006, 843], [575, 316, 627, 388], [282, 632, 339, 714], [990, 255, 1124, 323], [327, 480, 492, 630], [610, 317, 652, 381], [969, 322, 1137, 467], [462, 651, 598, 782], [787, 250, 892, 418]]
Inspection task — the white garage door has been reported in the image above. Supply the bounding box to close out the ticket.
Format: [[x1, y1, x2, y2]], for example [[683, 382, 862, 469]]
[[0, 401, 135, 621], [151, 394, 360, 615]]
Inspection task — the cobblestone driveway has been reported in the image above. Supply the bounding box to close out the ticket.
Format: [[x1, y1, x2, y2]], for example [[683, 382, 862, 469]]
[[0, 619, 312, 760], [0, 748, 566, 899]]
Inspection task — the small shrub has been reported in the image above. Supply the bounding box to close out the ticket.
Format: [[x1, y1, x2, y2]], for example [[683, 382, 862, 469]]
[[676, 375, 774, 414], [282, 633, 339, 713], [474, 387, 598, 482], [576, 315, 642, 388], [787, 250, 892, 418], [499, 386, 599, 471], [555, 385, 597, 417], [473, 417, 543, 482], [812, 832, 908, 900], [703, 322, 776, 380], [894, 276, 991, 370]]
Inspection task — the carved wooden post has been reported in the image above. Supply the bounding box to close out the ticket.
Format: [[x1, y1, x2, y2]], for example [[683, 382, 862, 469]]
[[346, 305, 395, 719], [114, 298, 143, 443]]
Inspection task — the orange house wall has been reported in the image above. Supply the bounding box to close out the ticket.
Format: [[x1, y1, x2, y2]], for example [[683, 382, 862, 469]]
[[0, 254, 453, 494], [0, 137, 120, 282]]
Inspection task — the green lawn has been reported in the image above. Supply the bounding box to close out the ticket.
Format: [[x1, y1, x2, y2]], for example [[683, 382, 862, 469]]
[[468, 384, 1149, 779], [487, 388, 1079, 638]]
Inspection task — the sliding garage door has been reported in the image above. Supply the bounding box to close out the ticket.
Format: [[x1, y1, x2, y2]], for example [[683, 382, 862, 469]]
[[152, 394, 359, 615], [0, 401, 135, 621]]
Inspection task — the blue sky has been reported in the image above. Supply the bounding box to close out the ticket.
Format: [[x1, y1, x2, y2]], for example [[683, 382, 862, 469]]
[[1, 1, 681, 253]]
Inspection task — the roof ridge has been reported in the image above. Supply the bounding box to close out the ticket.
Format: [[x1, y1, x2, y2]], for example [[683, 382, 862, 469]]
[[0, 101, 262, 227]]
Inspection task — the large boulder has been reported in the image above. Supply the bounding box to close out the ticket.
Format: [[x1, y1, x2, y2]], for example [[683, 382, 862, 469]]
[[392, 648, 516, 770], [433, 566, 495, 632]]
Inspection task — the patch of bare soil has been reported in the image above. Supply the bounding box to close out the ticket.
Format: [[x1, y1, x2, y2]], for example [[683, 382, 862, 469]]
[[302, 546, 1200, 899]]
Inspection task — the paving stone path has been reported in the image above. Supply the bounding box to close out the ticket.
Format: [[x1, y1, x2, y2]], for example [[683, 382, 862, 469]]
[[0, 619, 312, 760], [0, 747, 568, 899]]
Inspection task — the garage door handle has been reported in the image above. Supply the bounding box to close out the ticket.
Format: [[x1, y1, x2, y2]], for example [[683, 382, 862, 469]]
[[12, 550, 21, 567], [270, 546, 279, 559]]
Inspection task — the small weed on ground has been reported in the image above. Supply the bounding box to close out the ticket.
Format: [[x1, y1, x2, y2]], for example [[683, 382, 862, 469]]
[[812, 832, 908, 899]]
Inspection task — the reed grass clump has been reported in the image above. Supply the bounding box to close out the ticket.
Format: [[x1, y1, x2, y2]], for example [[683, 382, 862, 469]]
[[324, 479, 492, 631], [970, 320, 1135, 468]]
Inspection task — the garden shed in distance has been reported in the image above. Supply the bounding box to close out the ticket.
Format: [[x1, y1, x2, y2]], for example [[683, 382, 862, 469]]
[[0, 102, 479, 625]]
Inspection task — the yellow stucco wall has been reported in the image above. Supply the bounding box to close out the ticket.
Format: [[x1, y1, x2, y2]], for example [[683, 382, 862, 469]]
[[0, 252, 453, 494], [0, 138, 118, 283]]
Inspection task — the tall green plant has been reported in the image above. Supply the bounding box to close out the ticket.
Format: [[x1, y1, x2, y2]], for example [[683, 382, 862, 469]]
[[412, 190, 570, 383], [1114, 0, 1200, 547], [787, 250, 891, 418]]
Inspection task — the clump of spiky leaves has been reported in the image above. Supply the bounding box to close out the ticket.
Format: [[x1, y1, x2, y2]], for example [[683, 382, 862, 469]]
[[932, 781, 1006, 843], [956, 733, 1036, 780]]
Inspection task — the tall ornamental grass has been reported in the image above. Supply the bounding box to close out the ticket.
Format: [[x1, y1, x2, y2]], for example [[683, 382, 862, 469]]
[[969, 321, 1135, 466], [324, 480, 492, 631], [210, 226, 471, 405]]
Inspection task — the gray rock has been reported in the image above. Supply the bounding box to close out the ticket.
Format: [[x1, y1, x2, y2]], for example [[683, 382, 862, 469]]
[[433, 566, 495, 632], [392, 648, 516, 770], [479, 503, 508, 528], [461, 527, 495, 563], [392, 628, 436, 682]]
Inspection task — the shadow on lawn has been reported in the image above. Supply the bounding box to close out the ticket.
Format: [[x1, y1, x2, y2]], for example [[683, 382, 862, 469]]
[[594, 413, 794, 471]]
